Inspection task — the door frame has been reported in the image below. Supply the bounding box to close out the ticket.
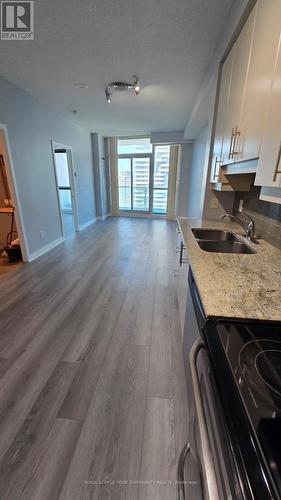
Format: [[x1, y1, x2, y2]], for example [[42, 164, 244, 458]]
[[51, 141, 79, 236], [0, 123, 29, 262], [117, 145, 170, 216]]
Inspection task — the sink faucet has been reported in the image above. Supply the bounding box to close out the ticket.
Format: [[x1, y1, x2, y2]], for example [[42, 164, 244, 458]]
[[220, 212, 255, 240]]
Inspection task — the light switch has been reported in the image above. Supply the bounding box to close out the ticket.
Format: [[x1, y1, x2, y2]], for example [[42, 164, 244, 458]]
[[210, 198, 219, 209]]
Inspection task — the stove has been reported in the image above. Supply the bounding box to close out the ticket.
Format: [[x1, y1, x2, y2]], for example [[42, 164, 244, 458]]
[[204, 320, 281, 500]]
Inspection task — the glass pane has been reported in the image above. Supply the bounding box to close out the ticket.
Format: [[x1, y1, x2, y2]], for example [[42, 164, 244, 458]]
[[153, 189, 168, 215], [133, 157, 150, 211], [153, 145, 170, 189], [118, 137, 152, 155], [118, 158, 131, 210], [55, 152, 70, 186], [59, 189, 72, 211]]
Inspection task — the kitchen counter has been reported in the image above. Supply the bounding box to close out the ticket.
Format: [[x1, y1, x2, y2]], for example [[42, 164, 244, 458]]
[[177, 217, 281, 321]]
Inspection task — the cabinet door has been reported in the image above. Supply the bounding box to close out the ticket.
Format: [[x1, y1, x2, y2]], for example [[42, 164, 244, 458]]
[[175, 232, 189, 339], [238, 0, 281, 162], [221, 6, 256, 164], [255, 39, 281, 187], [178, 254, 189, 339], [210, 51, 234, 182]]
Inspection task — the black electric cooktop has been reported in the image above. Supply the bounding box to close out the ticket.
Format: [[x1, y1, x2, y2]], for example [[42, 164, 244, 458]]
[[205, 320, 281, 500]]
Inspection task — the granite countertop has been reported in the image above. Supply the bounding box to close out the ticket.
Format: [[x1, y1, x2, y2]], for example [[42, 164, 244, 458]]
[[177, 217, 281, 321]]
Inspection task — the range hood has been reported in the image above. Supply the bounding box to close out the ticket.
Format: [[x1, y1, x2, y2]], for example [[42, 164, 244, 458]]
[[220, 158, 257, 191]]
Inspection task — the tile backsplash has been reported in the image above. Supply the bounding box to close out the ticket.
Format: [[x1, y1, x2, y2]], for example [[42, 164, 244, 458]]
[[234, 186, 281, 250]]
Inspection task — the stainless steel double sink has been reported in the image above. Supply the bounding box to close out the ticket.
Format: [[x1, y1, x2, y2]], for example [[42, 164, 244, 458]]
[[191, 228, 257, 254]]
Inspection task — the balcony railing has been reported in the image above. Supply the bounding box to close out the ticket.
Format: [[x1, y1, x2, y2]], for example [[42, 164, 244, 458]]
[[118, 186, 167, 214]]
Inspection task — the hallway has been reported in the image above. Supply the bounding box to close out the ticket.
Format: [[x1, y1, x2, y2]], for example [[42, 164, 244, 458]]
[[0, 217, 188, 500]]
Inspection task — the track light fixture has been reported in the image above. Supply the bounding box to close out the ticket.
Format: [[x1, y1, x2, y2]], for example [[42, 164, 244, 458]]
[[105, 75, 140, 103], [105, 87, 111, 103]]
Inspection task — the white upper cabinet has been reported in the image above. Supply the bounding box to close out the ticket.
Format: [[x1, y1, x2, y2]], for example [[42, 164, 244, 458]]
[[210, 49, 234, 182], [255, 39, 281, 187], [221, 6, 256, 165], [237, 0, 281, 162]]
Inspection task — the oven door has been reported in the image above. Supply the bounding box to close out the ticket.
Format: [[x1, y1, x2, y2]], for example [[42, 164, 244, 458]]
[[178, 340, 236, 500]]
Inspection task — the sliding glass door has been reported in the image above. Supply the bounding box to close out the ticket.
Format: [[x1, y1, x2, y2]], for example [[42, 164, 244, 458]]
[[117, 138, 170, 215], [118, 156, 151, 212], [118, 158, 131, 211], [132, 157, 150, 211]]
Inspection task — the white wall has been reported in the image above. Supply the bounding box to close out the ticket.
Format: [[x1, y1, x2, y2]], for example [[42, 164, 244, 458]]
[[0, 77, 96, 257]]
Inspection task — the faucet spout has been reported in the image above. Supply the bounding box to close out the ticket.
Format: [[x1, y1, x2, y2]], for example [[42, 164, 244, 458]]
[[220, 213, 255, 241]]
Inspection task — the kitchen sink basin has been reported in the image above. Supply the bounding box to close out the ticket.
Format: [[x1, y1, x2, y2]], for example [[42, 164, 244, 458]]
[[192, 228, 239, 241], [197, 240, 257, 254]]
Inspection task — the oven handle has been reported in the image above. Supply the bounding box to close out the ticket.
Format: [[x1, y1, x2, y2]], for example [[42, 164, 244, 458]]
[[190, 339, 220, 500], [177, 441, 190, 500]]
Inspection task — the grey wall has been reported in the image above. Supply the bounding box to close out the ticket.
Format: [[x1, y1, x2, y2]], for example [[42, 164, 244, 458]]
[[92, 133, 108, 218], [186, 126, 208, 219], [182, 2, 253, 219], [0, 77, 96, 256], [176, 142, 194, 217], [179, 120, 235, 221], [150, 131, 186, 145], [184, 0, 254, 139]]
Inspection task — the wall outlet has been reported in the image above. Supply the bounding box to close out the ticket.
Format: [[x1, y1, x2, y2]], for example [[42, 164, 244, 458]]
[[238, 199, 244, 212], [39, 230, 44, 239], [210, 198, 219, 209]]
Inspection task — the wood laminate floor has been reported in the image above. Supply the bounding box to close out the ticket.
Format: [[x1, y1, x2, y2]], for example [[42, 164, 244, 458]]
[[0, 217, 188, 500], [0, 256, 23, 277]]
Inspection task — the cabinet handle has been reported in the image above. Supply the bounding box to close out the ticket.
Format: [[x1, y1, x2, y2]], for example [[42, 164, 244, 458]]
[[231, 126, 240, 159], [228, 128, 235, 160], [177, 441, 191, 500], [273, 141, 281, 182], [214, 157, 222, 180], [179, 241, 187, 266]]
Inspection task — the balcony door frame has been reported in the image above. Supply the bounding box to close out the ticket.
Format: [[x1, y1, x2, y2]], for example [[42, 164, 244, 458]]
[[118, 152, 153, 214]]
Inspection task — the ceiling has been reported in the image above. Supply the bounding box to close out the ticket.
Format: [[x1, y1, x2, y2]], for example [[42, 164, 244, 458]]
[[0, 0, 234, 136]]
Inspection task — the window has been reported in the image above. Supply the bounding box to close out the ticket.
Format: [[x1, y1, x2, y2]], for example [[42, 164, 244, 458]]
[[118, 137, 152, 155], [54, 151, 72, 212]]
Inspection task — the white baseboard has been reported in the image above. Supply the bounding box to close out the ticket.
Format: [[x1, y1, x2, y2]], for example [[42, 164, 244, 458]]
[[28, 236, 65, 262], [78, 217, 97, 231], [115, 212, 166, 220], [97, 213, 111, 221]]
